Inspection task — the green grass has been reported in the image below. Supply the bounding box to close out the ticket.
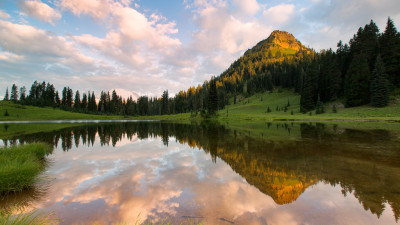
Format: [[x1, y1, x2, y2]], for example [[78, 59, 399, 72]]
[[218, 89, 400, 122], [2, 89, 400, 122], [0, 101, 124, 121], [0, 143, 52, 195]]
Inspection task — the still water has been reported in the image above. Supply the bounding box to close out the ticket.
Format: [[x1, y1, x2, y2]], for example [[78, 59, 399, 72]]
[[1, 121, 400, 225]]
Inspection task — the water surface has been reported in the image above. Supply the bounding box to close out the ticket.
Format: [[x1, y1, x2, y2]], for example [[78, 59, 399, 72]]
[[1, 121, 399, 225]]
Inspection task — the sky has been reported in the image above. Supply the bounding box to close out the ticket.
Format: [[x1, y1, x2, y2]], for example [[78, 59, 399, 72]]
[[0, 0, 399, 100]]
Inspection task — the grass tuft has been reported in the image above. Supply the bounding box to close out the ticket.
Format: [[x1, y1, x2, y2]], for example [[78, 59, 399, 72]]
[[0, 143, 52, 195]]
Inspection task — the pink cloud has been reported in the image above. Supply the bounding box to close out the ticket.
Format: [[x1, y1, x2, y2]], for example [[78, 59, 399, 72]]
[[19, 0, 61, 25], [60, 0, 111, 19]]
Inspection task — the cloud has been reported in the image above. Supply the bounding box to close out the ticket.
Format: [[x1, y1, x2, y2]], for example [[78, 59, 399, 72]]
[[0, 52, 25, 62], [0, 10, 10, 19], [19, 0, 61, 25], [0, 19, 103, 92], [262, 4, 296, 25], [232, 0, 260, 16], [293, 0, 400, 50], [60, 0, 111, 19]]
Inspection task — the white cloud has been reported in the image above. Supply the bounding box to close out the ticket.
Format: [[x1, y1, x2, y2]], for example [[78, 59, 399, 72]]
[[19, 0, 61, 25], [263, 4, 296, 25], [232, 0, 260, 16], [0, 20, 98, 75]]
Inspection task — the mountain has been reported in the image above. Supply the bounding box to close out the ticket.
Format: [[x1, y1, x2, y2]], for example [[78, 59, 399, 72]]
[[244, 30, 311, 57], [214, 30, 315, 101]]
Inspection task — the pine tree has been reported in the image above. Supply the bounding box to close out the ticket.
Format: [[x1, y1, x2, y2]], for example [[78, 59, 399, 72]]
[[10, 84, 18, 102], [208, 79, 218, 115], [55, 91, 61, 106], [379, 17, 400, 88], [370, 55, 389, 107], [74, 91, 81, 110], [161, 90, 169, 115], [81, 93, 88, 110], [61, 87, 67, 107], [88, 91, 97, 112], [19, 86, 26, 101], [345, 54, 371, 107], [67, 88, 73, 108], [3, 87, 9, 100]]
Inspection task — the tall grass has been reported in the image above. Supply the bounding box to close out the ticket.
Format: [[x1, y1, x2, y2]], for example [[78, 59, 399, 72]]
[[0, 143, 52, 195], [0, 209, 55, 225]]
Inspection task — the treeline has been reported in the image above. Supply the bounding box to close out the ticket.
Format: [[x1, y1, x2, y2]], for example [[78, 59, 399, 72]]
[[2, 79, 220, 116], [3, 18, 400, 116]]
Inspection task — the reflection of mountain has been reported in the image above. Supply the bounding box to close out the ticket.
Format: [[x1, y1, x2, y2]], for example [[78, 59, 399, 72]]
[[218, 149, 317, 205], [2, 121, 400, 221]]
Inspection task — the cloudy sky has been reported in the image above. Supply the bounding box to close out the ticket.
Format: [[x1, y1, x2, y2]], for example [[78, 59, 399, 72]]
[[0, 0, 399, 99]]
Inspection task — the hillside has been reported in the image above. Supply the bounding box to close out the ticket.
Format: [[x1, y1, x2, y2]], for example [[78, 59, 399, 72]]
[[244, 30, 310, 55]]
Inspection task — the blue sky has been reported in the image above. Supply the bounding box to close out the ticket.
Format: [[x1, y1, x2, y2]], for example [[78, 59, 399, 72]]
[[0, 0, 399, 99]]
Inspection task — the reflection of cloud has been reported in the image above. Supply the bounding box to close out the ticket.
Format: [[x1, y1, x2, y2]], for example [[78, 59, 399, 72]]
[[29, 135, 398, 225]]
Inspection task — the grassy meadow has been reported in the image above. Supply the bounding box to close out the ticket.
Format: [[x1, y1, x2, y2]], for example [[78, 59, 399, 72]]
[[218, 89, 400, 122], [1, 89, 400, 122], [0, 101, 124, 121]]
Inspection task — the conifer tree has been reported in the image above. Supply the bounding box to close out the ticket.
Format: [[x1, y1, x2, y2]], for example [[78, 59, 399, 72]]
[[55, 91, 61, 106], [379, 17, 400, 88], [81, 93, 88, 110], [10, 84, 18, 102], [74, 91, 81, 110], [161, 90, 169, 115], [67, 88, 73, 108], [345, 54, 371, 107], [88, 91, 97, 112], [19, 86, 26, 102], [370, 55, 389, 107], [208, 79, 218, 115], [62, 87, 67, 107], [3, 87, 9, 100]]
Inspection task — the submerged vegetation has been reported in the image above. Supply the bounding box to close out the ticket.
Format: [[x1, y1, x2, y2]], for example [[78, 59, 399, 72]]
[[0, 143, 52, 195]]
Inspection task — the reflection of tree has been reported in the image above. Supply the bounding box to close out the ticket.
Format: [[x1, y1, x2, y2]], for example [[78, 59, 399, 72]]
[[2, 122, 400, 221]]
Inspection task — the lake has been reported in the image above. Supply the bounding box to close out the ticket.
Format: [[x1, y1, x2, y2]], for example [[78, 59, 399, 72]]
[[1, 121, 399, 225]]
